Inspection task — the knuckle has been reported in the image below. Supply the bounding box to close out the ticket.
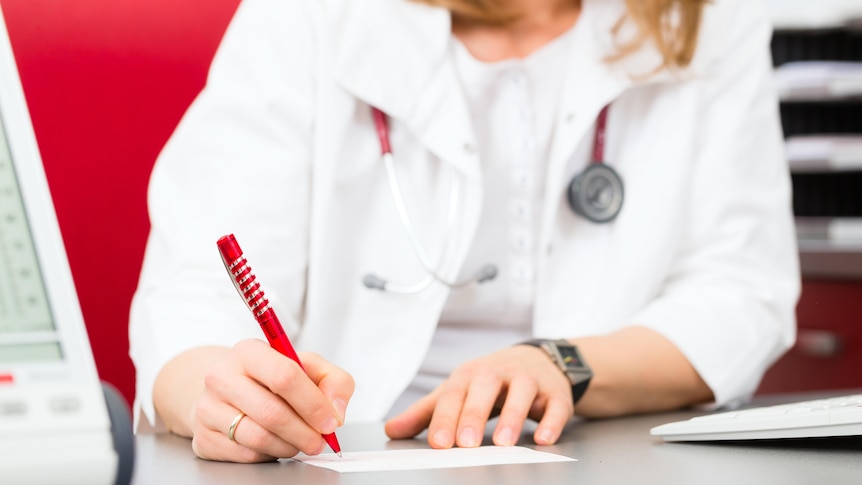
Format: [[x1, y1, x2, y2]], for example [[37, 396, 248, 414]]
[[191, 399, 209, 425], [231, 445, 273, 463], [529, 399, 547, 419], [297, 434, 324, 455], [460, 406, 488, 423], [253, 399, 287, 430], [193, 425, 274, 463], [302, 351, 321, 361], [268, 361, 303, 394], [303, 402, 334, 428], [473, 367, 502, 386], [565, 400, 576, 417], [343, 372, 356, 394], [191, 434, 215, 460], [240, 421, 271, 450], [437, 383, 465, 404], [502, 398, 531, 418], [554, 385, 575, 410], [202, 369, 227, 392], [232, 338, 258, 354], [516, 372, 540, 392], [455, 360, 480, 376]]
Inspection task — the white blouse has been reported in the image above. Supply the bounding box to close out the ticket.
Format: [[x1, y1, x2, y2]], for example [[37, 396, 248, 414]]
[[389, 27, 577, 416]]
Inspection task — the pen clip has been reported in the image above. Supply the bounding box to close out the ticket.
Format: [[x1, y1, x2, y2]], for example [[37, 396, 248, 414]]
[[217, 234, 268, 316], [219, 253, 249, 311]]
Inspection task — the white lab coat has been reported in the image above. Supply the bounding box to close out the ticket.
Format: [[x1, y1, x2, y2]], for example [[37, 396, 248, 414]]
[[130, 0, 800, 431]]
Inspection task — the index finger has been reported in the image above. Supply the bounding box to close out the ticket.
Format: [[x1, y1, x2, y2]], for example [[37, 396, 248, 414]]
[[298, 351, 355, 424], [384, 391, 437, 439], [237, 340, 340, 436]]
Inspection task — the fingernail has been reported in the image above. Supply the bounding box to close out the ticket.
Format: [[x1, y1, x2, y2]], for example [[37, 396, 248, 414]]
[[432, 429, 454, 448], [321, 417, 338, 435], [496, 426, 515, 446], [332, 399, 347, 424], [459, 427, 479, 447], [536, 427, 557, 445]]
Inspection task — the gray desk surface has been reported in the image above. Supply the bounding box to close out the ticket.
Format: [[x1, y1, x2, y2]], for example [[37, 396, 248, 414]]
[[131, 392, 862, 485]]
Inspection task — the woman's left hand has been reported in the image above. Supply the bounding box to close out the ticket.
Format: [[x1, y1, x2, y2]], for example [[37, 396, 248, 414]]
[[384, 344, 574, 448]]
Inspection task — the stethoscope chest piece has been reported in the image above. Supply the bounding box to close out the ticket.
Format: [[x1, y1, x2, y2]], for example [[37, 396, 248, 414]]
[[567, 163, 624, 223]]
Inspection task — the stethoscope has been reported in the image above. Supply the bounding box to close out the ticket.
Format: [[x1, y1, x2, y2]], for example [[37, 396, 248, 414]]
[[363, 105, 624, 294]]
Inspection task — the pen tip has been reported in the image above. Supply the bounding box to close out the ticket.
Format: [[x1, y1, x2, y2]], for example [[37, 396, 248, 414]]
[[337, 452, 343, 458]]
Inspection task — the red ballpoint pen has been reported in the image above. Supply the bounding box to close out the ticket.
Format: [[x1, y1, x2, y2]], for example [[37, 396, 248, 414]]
[[217, 233, 342, 457]]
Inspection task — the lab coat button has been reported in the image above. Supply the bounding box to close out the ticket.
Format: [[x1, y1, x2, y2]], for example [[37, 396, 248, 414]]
[[512, 170, 532, 190], [463, 143, 476, 155], [509, 231, 532, 255], [514, 264, 534, 284], [510, 73, 526, 87], [510, 200, 530, 221]]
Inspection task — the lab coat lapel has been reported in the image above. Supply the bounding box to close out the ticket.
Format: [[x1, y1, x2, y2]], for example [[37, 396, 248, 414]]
[[537, 0, 671, 249], [331, 0, 480, 181], [326, 1, 483, 416]]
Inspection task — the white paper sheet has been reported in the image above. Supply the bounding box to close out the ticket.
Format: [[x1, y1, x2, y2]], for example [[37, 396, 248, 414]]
[[293, 446, 575, 473]]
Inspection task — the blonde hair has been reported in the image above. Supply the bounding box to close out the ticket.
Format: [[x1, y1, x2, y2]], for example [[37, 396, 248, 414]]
[[411, 0, 707, 70]]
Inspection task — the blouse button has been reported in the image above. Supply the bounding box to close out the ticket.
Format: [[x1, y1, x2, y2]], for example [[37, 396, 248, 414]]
[[512, 170, 532, 191], [510, 199, 530, 221], [510, 230, 532, 255], [513, 264, 534, 285], [518, 137, 536, 153], [510, 72, 527, 88]]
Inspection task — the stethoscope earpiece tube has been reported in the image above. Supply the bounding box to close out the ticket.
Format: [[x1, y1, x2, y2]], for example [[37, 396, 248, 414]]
[[364, 103, 621, 295], [363, 274, 387, 291], [474, 265, 498, 283], [366, 107, 498, 294]]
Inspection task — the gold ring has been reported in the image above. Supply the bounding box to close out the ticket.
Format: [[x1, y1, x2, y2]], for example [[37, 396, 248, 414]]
[[228, 412, 246, 442]]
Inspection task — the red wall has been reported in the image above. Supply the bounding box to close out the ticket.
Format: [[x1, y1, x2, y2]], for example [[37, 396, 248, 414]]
[[1, 0, 240, 405]]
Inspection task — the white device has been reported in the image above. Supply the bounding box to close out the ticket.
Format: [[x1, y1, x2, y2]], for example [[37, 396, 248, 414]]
[[765, 0, 862, 30], [0, 6, 126, 484], [651, 393, 862, 442]]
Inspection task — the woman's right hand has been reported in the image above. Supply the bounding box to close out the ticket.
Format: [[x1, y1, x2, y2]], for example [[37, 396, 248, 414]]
[[154, 339, 354, 463]]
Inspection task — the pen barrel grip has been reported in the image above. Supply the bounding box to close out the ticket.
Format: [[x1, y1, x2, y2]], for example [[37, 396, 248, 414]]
[[257, 309, 304, 370]]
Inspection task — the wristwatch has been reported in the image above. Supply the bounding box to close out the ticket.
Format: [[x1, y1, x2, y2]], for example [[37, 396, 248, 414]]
[[520, 339, 592, 405]]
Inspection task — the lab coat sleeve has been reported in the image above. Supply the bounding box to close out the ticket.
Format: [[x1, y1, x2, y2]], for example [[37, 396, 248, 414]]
[[128, 0, 319, 431], [630, 1, 800, 408]]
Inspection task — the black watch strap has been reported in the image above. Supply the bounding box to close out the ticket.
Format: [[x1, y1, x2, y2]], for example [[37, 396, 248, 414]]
[[519, 339, 592, 405], [569, 376, 590, 405]]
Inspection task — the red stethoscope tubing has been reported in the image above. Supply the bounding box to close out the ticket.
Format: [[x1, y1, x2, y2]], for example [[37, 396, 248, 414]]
[[371, 105, 609, 162], [362, 104, 613, 292], [371, 107, 393, 155], [592, 105, 609, 163]]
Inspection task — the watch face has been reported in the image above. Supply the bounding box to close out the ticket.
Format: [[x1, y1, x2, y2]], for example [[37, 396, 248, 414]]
[[557, 345, 585, 369]]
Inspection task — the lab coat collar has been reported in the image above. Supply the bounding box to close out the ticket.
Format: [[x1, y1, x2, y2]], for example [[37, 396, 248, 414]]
[[537, 0, 680, 250], [330, 0, 683, 182], [331, 0, 481, 179]]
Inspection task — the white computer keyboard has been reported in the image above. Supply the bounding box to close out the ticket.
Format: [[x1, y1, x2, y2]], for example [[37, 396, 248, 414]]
[[651, 393, 862, 441]]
